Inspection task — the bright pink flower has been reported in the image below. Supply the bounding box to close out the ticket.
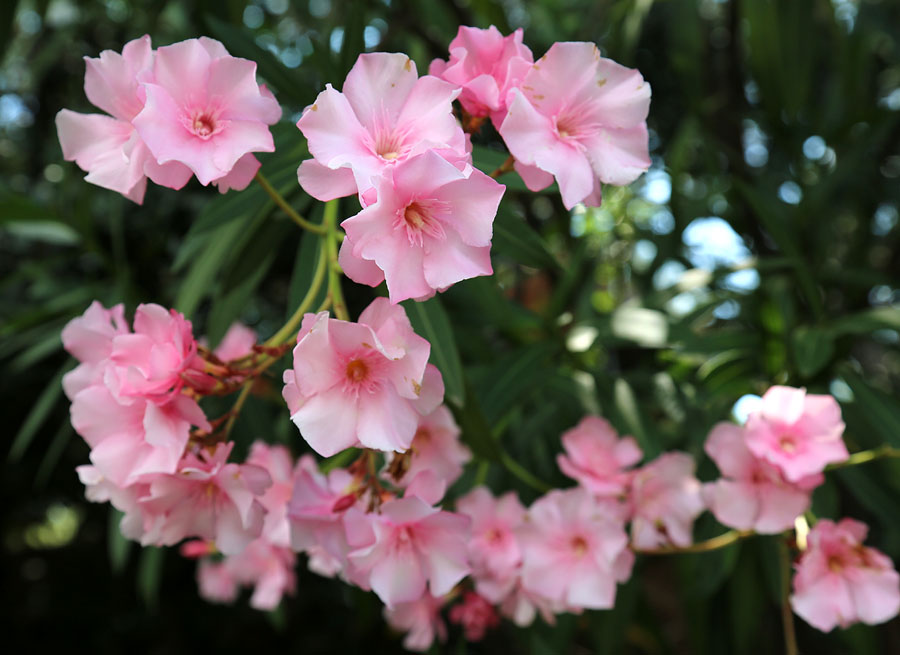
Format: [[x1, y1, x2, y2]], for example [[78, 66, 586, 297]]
[[384, 593, 448, 652], [133, 37, 281, 186], [389, 392, 471, 488], [61, 301, 129, 399], [703, 422, 822, 533], [449, 591, 500, 642], [347, 493, 471, 608], [744, 386, 848, 482], [212, 322, 257, 362], [429, 26, 534, 126], [140, 442, 272, 555], [518, 488, 633, 610], [556, 416, 642, 496], [340, 150, 504, 303], [282, 298, 437, 456], [456, 486, 525, 601], [56, 35, 192, 203], [499, 42, 651, 209], [296, 52, 468, 202], [629, 452, 704, 550], [791, 519, 900, 632]]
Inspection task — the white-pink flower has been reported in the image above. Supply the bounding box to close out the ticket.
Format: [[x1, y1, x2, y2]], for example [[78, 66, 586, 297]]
[[140, 442, 271, 555], [296, 52, 467, 202], [429, 25, 534, 126], [347, 492, 471, 608], [197, 538, 297, 610], [629, 452, 705, 550], [499, 42, 651, 209], [791, 518, 900, 632], [246, 441, 305, 547], [703, 422, 822, 533], [384, 593, 448, 652], [340, 150, 504, 303], [133, 37, 281, 186], [518, 487, 633, 610], [744, 386, 848, 482], [212, 322, 257, 362], [282, 298, 438, 456], [556, 416, 642, 497]]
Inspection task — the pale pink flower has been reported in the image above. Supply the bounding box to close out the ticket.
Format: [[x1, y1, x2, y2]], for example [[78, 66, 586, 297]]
[[791, 518, 900, 632], [140, 442, 272, 555], [296, 52, 467, 202], [56, 35, 193, 203], [347, 493, 471, 608], [77, 464, 149, 541], [448, 591, 500, 641], [556, 416, 642, 496], [197, 558, 239, 604], [629, 452, 705, 550], [212, 322, 257, 362], [456, 486, 525, 601], [282, 298, 437, 456], [429, 25, 534, 126], [498, 578, 560, 627], [340, 150, 504, 303], [61, 301, 129, 399], [499, 42, 651, 209], [744, 386, 848, 482], [703, 422, 822, 533], [246, 441, 305, 547], [133, 37, 281, 186], [518, 488, 633, 610], [384, 593, 448, 652], [197, 539, 297, 610]]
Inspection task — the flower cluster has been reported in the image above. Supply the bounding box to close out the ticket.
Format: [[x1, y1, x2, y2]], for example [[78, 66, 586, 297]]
[[56, 35, 281, 203]]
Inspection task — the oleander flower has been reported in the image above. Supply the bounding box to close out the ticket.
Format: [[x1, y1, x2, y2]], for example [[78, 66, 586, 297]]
[[556, 416, 642, 497], [629, 452, 705, 550]]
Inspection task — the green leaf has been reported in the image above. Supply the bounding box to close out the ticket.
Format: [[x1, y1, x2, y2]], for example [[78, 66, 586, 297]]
[[491, 206, 560, 270], [449, 383, 500, 461], [836, 466, 900, 527], [614, 377, 659, 458], [791, 325, 834, 378], [108, 509, 131, 575], [841, 372, 900, 449], [8, 363, 70, 462], [403, 297, 464, 405], [475, 342, 557, 425], [830, 306, 900, 335], [137, 547, 165, 611]]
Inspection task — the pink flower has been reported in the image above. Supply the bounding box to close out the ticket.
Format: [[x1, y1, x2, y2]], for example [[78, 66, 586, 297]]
[[197, 558, 239, 604], [456, 486, 525, 601], [56, 35, 191, 203], [282, 298, 438, 456], [198, 539, 297, 610], [77, 464, 149, 541], [246, 441, 305, 547], [340, 150, 504, 303], [499, 42, 651, 209], [61, 301, 129, 399], [133, 37, 281, 186], [140, 442, 272, 555], [744, 386, 848, 482], [518, 487, 633, 610], [703, 422, 822, 533], [429, 26, 534, 126], [212, 322, 257, 362], [384, 593, 448, 652], [388, 380, 471, 488], [448, 591, 500, 641], [556, 416, 642, 497], [296, 52, 467, 202], [791, 519, 900, 632], [347, 492, 471, 608], [629, 452, 705, 550]]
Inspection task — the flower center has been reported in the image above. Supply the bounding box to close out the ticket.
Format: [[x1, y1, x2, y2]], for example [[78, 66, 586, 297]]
[[395, 200, 448, 246], [827, 555, 844, 574], [345, 358, 369, 383], [375, 131, 404, 161], [778, 434, 797, 453], [414, 427, 431, 443], [570, 535, 589, 557]]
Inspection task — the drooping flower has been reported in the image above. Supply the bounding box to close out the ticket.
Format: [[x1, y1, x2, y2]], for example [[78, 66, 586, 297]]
[[340, 150, 504, 303], [133, 37, 281, 186], [499, 42, 651, 209], [246, 441, 305, 547], [212, 322, 258, 362], [282, 298, 437, 456], [744, 386, 848, 482], [703, 422, 822, 533], [791, 519, 900, 632], [384, 593, 448, 652], [139, 442, 272, 555], [429, 25, 534, 126], [556, 416, 642, 497], [197, 538, 297, 610], [296, 52, 468, 202], [448, 591, 500, 642], [347, 491, 471, 608], [455, 486, 525, 602], [629, 452, 705, 550], [517, 487, 633, 611]]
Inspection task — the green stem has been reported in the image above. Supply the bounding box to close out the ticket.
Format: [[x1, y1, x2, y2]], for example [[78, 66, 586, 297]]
[[779, 539, 800, 655], [826, 444, 900, 470], [499, 450, 552, 492], [634, 529, 754, 555], [264, 238, 329, 348], [223, 380, 254, 437], [255, 171, 326, 235], [323, 199, 349, 321]]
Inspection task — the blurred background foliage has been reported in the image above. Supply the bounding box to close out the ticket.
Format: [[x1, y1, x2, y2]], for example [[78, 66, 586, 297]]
[[3, 0, 900, 652]]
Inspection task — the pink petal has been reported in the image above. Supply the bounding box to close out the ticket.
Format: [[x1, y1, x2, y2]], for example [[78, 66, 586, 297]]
[[343, 53, 419, 131], [290, 385, 360, 457], [297, 159, 359, 201], [356, 384, 420, 451], [297, 85, 372, 168]]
